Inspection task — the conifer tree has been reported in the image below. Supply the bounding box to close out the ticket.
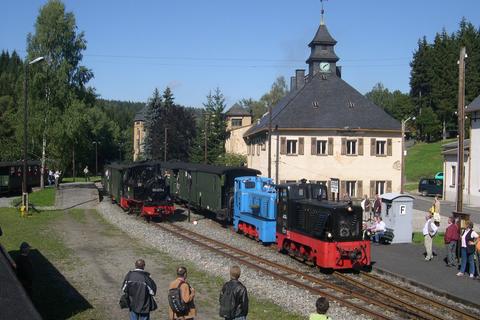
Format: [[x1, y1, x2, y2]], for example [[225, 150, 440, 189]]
[[143, 88, 163, 160], [190, 88, 227, 164]]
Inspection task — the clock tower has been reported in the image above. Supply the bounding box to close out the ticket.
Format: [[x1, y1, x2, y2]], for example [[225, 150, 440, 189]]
[[306, 12, 339, 77]]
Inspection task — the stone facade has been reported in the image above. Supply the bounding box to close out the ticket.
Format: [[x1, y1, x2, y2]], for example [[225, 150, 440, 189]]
[[246, 130, 401, 198], [225, 104, 252, 156]]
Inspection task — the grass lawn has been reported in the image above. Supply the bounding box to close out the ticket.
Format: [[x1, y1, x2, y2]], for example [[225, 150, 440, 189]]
[[0, 208, 306, 320], [412, 231, 445, 248], [405, 139, 454, 183], [0, 208, 96, 319], [10, 187, 56, 207]]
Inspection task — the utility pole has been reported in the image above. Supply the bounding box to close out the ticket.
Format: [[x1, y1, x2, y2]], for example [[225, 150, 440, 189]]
[[164, 127, 168, 162], [93, 141, 99, 176], [275, 125, 279, 183], [456, 47, 466, 212], [204, 114, 208, 164], [401, 120, 406, 194], [401, 117, 414, 193], [268, 104, 272, 178]]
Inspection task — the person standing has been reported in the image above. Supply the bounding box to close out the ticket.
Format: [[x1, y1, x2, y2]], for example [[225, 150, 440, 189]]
[[169, 266, 196, 320], [361, 195, 371, 222], [219, 265, 249, 320], [456, 222, 479, 278], [373, 194, 382, 217], [309, 297, 331, 320], [83, 165, 90, 182], [15, 242, 33, 297], [444, 217, 459, 267], [432, 196, 441, 224], [54, 170, 61, 189], [122, 259, 157, 320], [423, 213, 438, 261]]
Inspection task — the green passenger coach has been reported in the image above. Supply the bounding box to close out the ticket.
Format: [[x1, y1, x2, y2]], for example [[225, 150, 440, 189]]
[[161, 162, 260, 222]]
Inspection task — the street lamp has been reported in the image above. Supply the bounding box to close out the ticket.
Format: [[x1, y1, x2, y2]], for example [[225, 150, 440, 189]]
[[401, 116, 415, 194], [22, 56, 45, 212], [92, 141, 100, 176]]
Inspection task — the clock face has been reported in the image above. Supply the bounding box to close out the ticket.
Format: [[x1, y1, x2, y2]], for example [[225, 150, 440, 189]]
[[319, 62, 330, 72]]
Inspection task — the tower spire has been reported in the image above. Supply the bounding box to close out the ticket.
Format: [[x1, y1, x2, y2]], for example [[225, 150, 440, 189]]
[[320, 0, 326, 25]]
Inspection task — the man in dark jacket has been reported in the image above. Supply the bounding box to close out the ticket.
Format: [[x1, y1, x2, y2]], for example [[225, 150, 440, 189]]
[[122, 259, 157, 320], [15, 242, 33, 297], [219, 265, 248, 320]]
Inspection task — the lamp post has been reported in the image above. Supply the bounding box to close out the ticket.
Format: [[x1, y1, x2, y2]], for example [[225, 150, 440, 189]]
[[22, 56, 44, 212], [92, 141, 99, 176], [401, 116, 415, 194]]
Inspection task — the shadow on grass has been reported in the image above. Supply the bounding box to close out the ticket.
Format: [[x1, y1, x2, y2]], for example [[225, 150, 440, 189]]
[[9, 249, 93, 320]]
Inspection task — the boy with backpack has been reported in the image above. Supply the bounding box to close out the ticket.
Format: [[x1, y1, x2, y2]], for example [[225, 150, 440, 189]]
[[168, 266, 196, 319], [310, 297, 331, 320]]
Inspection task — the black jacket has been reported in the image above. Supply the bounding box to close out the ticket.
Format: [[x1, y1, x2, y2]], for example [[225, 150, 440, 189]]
[[122, 269, 157, 314], [219, 279, 248, 319]]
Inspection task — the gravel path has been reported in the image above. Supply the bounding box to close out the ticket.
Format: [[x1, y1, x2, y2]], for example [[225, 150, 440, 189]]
[[97, 200, 370, 320], [55, 182, 99, 209]]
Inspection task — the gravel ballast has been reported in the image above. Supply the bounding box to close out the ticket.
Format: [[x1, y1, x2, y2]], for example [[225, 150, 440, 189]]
[[97, 200, 371, 320]]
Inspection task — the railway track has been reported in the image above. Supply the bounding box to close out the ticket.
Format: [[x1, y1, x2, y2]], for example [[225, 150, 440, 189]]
[[153, 221, 477, 320]]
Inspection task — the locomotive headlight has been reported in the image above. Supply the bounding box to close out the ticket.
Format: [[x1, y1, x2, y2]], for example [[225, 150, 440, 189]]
[[327, 232, 333, 239]]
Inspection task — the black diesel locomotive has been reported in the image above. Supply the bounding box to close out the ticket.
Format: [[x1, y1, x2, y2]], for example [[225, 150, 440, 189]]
[[275, 182, 371, 269]]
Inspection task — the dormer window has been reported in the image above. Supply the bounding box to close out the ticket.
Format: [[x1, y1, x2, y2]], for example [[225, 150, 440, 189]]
[[231, 119, 242, 127]]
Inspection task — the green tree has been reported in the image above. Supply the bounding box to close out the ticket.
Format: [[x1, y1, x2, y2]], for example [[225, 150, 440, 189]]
[[143, 88, 163, 160], [214, 153, 246, 167], [190, 88, 227, 164], [26, 0, 95, 185], [237, 76, 289, 121], [365, 83, 414, 121], [409, 18, 480, 141]]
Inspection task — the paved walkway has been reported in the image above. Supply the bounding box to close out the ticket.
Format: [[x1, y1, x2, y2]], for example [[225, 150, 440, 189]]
[[372, 243, 480, 308], [54, 182, 98, 210]]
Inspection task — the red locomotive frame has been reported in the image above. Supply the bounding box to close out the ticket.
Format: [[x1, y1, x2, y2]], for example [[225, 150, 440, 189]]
[[120, 196, 175, 219], [277, 230, 371, 269]]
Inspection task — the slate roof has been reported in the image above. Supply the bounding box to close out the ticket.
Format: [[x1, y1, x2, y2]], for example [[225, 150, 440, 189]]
[[134, 106, 146, 122], [226, 103, 251, 116], [309, 24, 337, 46], [245, 72, 401, 137], [466, 94, 480, 113]]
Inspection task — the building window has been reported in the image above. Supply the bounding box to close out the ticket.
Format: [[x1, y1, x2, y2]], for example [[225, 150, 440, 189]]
[[375, 181, 386, 195], [376, 140, 386, 155], [451, 166, 456, 187], [316, 140, 327, 155], [346, 181, 356, 197], [287, 140, 297, 155], [231, 119, 242, 127], [257, 144, 260, 155], [261, 143, 266, 151], [346, 140, 357, 155]]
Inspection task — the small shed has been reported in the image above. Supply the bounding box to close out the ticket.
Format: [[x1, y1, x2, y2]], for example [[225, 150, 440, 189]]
[[381, 193, 414, 244]]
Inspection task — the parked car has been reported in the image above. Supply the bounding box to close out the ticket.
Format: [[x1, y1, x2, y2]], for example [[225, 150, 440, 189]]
[[418, 178, 443, 197], [434, 172, 444, 180]]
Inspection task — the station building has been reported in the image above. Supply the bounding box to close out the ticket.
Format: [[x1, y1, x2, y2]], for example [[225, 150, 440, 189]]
[[225, 103, 252, 156], [442, 95, 480, 206], [133, 108, 146, 161], [228, 18, 403, 199]]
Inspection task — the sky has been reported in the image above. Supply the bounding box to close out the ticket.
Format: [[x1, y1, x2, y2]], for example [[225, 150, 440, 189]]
[[1, 0, 480, 108]]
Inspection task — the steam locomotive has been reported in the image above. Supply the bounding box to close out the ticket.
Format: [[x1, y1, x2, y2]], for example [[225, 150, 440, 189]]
[[103, 161, 174, 220], [233, 176, 371, 270]]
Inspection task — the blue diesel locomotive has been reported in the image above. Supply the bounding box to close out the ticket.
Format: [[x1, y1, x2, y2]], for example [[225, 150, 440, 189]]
[[233, 176, 277, 243]]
